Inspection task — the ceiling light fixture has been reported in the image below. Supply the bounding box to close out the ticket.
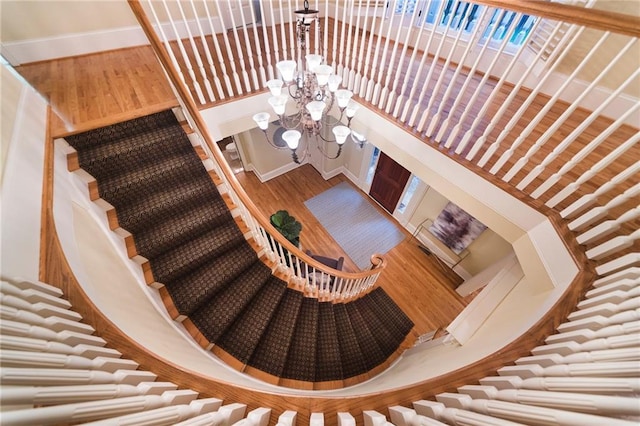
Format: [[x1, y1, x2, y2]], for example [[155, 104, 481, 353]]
[[252, 0, 359, 164]]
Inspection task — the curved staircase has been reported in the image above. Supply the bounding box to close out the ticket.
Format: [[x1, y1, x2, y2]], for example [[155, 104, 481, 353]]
[[63, 110, 414, 387]]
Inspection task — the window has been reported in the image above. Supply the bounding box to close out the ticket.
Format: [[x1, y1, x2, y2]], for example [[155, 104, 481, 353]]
[[390, 0, 535, 47]]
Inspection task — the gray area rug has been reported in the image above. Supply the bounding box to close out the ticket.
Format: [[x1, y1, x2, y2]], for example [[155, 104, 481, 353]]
[[304, 182, 405, 269]]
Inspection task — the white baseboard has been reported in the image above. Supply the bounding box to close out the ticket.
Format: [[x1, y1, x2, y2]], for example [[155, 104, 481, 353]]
[[247, 161, 303, 183], [1, 26, 149, 66]]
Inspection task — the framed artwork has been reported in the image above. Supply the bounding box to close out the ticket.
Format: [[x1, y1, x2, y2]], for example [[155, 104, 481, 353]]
[[429, 202, 487, 254]]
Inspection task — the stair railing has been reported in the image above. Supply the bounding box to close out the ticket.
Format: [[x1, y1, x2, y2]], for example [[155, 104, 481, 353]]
[[127, 0, 387, 302]]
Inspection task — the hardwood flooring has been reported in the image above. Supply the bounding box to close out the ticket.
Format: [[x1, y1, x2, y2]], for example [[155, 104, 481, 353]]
[[236, 165, 465, 339], [17, 44, 465, 342]]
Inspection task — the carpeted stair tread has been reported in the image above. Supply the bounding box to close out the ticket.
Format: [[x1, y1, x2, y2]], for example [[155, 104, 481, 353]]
[[345, 301, 386, 370], [247, 289, 304, 377], [189, 261, 273, 343], [332, 303, 367, 378], [133, 195, 231, 260], [150, 221, 245, 284], [281, 298, 318, 382], [164, 244, 260, 316], [113, 176, 221, 234], [65, 110, 181, 151], [95, 149, 208, 205], [315, 302, 343, 382], [69, 125, 191, 181], [367, 287, 414, 336], [353, 296, 405, 357], [216, 276, 288, 363]]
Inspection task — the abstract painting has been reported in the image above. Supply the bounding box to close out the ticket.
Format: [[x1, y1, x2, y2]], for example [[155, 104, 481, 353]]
[[429, 202, 487, 254]]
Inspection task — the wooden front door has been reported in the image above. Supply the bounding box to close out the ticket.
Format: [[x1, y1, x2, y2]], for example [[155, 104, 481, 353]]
[[369, 151, 411, 213]]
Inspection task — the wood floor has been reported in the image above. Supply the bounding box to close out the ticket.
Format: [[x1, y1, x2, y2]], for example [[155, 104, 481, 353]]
[[17, 44, 465, 341]]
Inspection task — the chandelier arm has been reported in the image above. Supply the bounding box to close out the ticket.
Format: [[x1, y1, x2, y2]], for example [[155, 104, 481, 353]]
[[279, 112, 303, 130], [259, 129, 290, 150], [287, 83, 303, 100], [314, 135, 343, 159]]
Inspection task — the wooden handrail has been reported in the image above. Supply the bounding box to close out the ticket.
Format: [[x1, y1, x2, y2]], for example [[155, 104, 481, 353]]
[[457, 0, 640, 38], [127, 0, 386, 292]]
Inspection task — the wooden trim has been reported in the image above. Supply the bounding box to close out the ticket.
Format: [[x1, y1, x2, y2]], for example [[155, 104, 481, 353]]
[[39, 85, 595, 426], [473, 0, 640, 38], [126, 0, 387, 294]]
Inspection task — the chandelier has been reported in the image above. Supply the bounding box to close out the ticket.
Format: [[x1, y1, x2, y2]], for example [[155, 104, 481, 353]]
[[252, 0, 359, 164]]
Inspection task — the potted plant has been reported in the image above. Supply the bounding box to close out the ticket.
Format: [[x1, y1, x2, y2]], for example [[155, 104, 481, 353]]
[[270, 210, 302, 247]]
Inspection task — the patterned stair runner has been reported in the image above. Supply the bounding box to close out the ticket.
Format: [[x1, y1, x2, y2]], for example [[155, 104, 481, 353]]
[[64, 110, 414, 386]]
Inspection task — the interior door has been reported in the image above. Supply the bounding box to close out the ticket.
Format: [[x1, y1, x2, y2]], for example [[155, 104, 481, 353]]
[[369, 152, 411, 213]]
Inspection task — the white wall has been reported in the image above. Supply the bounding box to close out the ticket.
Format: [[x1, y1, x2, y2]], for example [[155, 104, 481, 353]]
[[0, 61, 47, 282]]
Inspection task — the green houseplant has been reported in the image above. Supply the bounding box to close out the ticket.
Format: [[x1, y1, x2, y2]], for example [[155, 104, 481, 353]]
[[270, 210, 302, 247]]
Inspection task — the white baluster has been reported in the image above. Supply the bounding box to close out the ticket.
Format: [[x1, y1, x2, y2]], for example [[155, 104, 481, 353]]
[[434, 6, 496, 142], [277, 410, 297, 426], [238, 4, 260, 90], [413, 399, 520, 425], [490, 31, 613, 175], [1, 281, 70, 309], [1, 319, 106, 347], [1, 389, 198, 426], [398, 0, 449, 122], [424, 9, 515, 138], [407, 4, 455, 127], [359, 0, 383, 98], [248, 1, 268, 85], [529, 107, 640, 198], [568, 184, 640, 231], [175, 0, 215, 102], [499, 360, 640, 379], [460, 384, 640, 416], [216, 2, 244, 94], [86, 397, 223, 426], [587, 277, 640, 299], [390, 406, 446, 426], [477, 26, 587, 168], [175, 402, 247, 426], [341, 0, 357, 84], [363, 410, 391, 426], [1, 305, 94, 334], [378, 0, 411, 110], [350, 0, 366, 92], [0, 292, 81, 322], [461, 19, 566, 160], [559, 163, 639, 217], [0, 334, 120, 359], [547, 318, 640, 344], [370, 1, 399, 104], [189, 0, 225, 99], [480, 375, 640, 395], [506, 38, 637, 184], [516, 347, 640, 367], [587, 229, 640, 260], [335, 413, 353, 426], [1, 382, 176, 406], [595, 253, 640, 277], [310, 412, 324, 426], [566, 300, 640, 324], [2, 278, 62, 297], [158, 0, 205, 103], [391, 5, 430, 118], [137, 2, 190, 98], [1, 367, 157, 386], [335, 0, 350, 79], [224, 0, 252, 92], [578, 286, 640, 310], [532, 334, 640, 356], [577, 206, 640, 245], [436, 393, 634, 426], [0, 349, 138, 372]]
